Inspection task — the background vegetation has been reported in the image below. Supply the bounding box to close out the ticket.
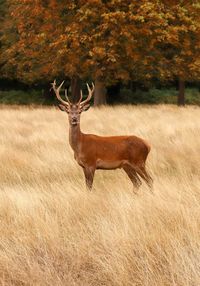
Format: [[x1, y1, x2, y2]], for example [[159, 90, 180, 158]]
[[1, 86, 200, 105], [1, 1, 200, 106]]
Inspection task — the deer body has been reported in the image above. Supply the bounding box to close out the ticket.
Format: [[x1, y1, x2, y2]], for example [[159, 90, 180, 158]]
[[72, 133, 149, 170], [52, 80, 153, 191]]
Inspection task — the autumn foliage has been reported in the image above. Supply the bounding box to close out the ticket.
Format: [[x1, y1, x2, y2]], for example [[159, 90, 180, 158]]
[[1, 1, 200, 104]]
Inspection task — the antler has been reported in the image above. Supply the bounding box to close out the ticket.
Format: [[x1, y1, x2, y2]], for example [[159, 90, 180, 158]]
[[65, 88, 72, 104], [51, 79, 70, 106], [80, 82, 95, 106], [77, 90, 83, 104]]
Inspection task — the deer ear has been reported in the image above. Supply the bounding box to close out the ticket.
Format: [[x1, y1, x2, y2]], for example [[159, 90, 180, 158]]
[[82, 104, 90, 112], [58, 104, 69, 112]]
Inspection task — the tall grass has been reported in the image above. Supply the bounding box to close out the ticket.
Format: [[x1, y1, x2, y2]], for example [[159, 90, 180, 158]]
[[0, 105, 200, 285]]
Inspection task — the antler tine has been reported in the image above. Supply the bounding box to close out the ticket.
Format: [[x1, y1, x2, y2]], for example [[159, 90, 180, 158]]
[[78, 90, 83, 104], [51, 79, 69, 106], [65, 88, 71, 104], [80, 82, 95, 106], [58, 80, 64, 91]]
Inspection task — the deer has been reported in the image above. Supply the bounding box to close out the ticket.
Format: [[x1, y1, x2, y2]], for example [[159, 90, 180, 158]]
[[52, 80, 153, 191]]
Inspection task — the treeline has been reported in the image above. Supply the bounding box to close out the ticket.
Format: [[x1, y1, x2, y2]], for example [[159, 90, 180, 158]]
[[0, 0, 200, 106]]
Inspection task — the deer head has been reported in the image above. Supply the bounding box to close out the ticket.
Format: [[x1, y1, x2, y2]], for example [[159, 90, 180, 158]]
[[51, 80, 95, 126]]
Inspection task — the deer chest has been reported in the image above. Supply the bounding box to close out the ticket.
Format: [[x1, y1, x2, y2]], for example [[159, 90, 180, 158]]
[[74, 153, 86, 167]]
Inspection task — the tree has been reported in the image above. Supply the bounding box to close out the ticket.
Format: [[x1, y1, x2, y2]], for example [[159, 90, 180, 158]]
[[1, 0, 200, 105], [0, 0, 171, 104], [158, 1, 200, 105], [0, 0, 7, 73]]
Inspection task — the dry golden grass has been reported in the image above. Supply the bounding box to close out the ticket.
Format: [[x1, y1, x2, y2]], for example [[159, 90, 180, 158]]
[[0, 105, 200, 286]]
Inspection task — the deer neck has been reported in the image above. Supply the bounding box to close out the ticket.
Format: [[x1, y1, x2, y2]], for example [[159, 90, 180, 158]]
[[69, 123, 82, 153]]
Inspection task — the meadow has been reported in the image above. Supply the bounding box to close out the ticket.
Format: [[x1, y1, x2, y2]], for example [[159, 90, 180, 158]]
[[0, 105, 200, 285]]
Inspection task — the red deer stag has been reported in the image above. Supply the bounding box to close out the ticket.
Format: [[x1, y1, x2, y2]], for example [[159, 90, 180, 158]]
[[52, 80, 153, 191]]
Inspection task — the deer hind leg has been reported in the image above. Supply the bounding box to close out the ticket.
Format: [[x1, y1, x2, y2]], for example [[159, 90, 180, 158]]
[[83, 166, 95, 191], [123, 165, 142, 192], [136, 165, 153, 190]]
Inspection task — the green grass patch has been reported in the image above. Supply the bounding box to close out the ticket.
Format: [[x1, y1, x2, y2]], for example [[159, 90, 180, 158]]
[[120, 88, 200, 105], [0, 89, 44, 105], [0, 87, 200, 105]]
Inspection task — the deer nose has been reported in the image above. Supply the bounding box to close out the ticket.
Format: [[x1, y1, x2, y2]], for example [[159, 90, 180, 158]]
[[71, 117, 78, 124]]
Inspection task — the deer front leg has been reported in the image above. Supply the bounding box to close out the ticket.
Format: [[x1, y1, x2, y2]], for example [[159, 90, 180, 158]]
[[83, 166, 95, 190]]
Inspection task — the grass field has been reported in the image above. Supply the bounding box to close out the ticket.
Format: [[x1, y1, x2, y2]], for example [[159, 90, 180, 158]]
[[0, 105, 200, 285]]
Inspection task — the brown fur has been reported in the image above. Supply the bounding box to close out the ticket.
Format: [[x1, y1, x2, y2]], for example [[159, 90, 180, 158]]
[[72, 129, 153, 190], [52, 81, 152, 191]]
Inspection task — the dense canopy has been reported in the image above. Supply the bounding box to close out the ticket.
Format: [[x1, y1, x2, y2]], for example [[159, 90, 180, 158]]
[[0, 1, 200, 104]]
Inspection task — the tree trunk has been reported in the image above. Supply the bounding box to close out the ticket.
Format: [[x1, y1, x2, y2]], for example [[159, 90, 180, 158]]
[[71, 75, 81, 103], [178, 79, 185, 106], [94, 78, 107, 106]]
